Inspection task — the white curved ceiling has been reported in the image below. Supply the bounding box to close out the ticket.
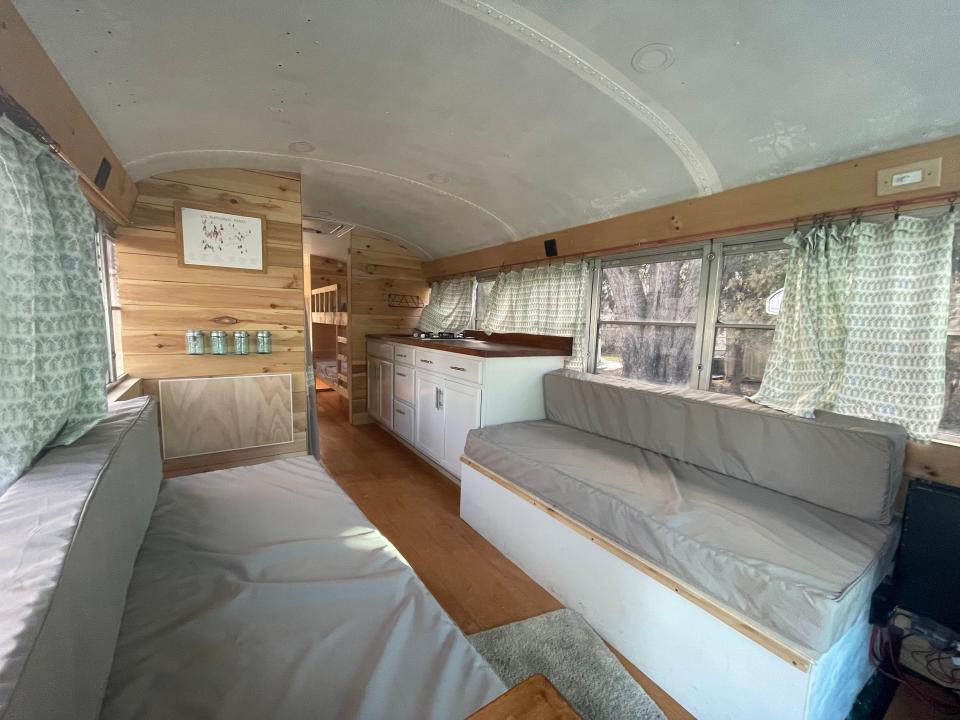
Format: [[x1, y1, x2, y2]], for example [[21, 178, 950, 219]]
[[15, 1, 960, 258]]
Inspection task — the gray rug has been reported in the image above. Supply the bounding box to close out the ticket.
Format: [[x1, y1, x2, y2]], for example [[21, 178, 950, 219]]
[[469, 609, 666, 720]]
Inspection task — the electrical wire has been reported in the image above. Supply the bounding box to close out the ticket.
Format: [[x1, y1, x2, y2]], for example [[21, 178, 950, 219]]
[[869, 625, 960, 714]]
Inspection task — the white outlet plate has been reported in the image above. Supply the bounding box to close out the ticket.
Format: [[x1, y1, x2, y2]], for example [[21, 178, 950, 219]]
[[877, 157, 942, 196]]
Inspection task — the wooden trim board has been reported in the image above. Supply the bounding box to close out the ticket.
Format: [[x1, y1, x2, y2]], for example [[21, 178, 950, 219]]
[[460, 455, 813, 672], [425, 135, 960, 279]]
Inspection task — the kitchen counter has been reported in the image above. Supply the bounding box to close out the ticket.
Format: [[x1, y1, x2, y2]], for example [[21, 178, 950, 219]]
[[366, 332, 571, 358]]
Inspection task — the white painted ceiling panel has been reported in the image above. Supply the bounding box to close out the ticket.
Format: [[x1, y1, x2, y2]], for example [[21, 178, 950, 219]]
[[14, 1, 960, 257]]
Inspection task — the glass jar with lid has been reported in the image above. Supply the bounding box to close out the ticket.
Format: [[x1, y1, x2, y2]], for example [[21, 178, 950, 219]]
[[185, 330, 205, 355], [233, 330, 249, 355], [210, 330, 228, 355], [256, 330, 272, 354]]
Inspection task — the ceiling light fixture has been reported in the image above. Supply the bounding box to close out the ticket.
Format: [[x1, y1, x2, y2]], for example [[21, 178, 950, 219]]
[[630, 43, 676, 73], [288, 140, 315, 153]]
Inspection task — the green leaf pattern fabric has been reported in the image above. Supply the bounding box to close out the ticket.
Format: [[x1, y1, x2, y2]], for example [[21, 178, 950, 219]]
[[418, 276, 475, 333], [481, 261, 590, 370], [0, 115, 108, 493], [752, 212, 956, 441]]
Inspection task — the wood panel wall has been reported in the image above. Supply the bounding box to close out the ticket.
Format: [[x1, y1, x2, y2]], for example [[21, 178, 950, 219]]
[[348, 231, 428, 423], [0, 0, 137, 222], [116, 168, 308, 474]]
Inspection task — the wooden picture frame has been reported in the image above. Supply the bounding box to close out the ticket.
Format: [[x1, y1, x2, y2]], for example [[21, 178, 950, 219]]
[[175, 202, 268, 272]]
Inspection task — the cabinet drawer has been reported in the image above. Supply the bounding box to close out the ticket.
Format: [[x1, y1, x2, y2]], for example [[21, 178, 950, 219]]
[[393, 401, 414, 443], [393, 345, 414, 366], [394, 365, 414, 405], [367, 340, 394, 361], [414, 348, 483, 385]]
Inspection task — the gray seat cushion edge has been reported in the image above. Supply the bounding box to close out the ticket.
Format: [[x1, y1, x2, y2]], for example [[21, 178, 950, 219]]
[[463, 421, 900, 655], [543, 369, 907, 523], [0, 398, 162, 720]]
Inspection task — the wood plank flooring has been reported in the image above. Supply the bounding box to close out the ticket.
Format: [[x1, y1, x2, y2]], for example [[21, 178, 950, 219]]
[[314, 392, 948, 720]]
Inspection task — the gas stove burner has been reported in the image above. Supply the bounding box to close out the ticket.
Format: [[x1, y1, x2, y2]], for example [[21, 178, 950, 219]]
[[412, 329, 435, 339], [412, 329, 465, 340], [435, 331, 464, 339]]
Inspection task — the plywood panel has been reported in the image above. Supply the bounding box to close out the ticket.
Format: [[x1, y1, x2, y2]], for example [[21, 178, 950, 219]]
[[118, 168, 307, 473], [159, 374, 294, 458], [347, 232, 428, 424]]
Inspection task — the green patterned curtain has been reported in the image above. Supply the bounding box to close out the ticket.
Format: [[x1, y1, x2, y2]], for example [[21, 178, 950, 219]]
[[752, 211, 956, 441], [0, 115, 108, 492], [481, 261, 590, 370], [418, 276, 475, 332]]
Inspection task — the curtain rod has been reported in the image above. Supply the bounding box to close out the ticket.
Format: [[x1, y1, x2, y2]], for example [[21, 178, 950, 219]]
[[436, 189, 959, 279]]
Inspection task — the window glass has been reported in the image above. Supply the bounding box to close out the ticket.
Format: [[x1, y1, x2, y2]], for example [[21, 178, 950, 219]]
[[717, 248, 789, 325], [597, 324, 695, 384], [475, 277, 494, 328], [710, 246, 788, 396], [941, 227, 960, 438], [96, 222, 123, 384], [597, 257, 702, 385], [708, 327, 774, 397], [600, 259, 701, 322]]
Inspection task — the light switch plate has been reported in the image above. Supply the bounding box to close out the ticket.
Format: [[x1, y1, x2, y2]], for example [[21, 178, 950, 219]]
[[877, 157, 942, 196]]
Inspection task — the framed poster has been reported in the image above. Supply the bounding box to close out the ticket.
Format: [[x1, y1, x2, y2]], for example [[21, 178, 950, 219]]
[[175, 203, 267, 272]]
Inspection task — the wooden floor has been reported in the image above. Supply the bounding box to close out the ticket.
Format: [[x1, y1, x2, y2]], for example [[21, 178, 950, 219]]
[[314, 391, 950, 720]]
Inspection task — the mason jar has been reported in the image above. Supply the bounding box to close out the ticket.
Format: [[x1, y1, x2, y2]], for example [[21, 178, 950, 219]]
[[256, 330, 272, 354], [233, 330, 249, 355], [185, 330, 205, 355], [210, 330, 228, 355]]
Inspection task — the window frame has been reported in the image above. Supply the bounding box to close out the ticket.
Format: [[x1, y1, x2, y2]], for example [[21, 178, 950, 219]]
[[588, 228, 792, 391], [94, 216, 124, 386]]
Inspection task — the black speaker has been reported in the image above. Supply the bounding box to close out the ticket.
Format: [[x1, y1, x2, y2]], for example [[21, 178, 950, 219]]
[[544, 238, 558, 257], [94, 158, 112, 190], [894, 480, 960, 633]]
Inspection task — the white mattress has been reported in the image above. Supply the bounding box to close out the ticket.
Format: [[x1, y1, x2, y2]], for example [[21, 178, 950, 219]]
[[100, 457, 505, 720]]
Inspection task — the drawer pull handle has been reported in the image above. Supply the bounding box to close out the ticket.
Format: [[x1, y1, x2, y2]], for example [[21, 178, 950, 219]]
[[421, 359, 433, 364], [450, 366, 467, 372], [396, 409, 405, 416], [397, 372, 406, 377]]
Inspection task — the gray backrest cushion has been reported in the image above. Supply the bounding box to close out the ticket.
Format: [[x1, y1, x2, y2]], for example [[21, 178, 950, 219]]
[[0, 397, 162, 720], [543, 370, 906, 523]]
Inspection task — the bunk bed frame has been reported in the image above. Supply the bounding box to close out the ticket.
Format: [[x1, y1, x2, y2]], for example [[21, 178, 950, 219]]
[[310, 283, 349, 398]]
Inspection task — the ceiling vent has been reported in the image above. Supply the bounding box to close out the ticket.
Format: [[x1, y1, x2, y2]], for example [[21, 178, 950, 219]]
[[303, 216, 354, 237]]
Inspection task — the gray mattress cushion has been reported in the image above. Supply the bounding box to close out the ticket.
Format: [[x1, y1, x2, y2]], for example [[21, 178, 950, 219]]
[[100, 457, 505, 720], [544, 370, 907, 523], [0, 398, 162, 720], [464, 420, 900, 655]]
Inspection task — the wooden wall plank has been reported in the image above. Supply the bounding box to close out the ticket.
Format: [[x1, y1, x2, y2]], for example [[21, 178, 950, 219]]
[[118, 253, 302, 289], [153, 169, 301, 203], [347, 232, 428, 424], [118, 169, 308, 473]]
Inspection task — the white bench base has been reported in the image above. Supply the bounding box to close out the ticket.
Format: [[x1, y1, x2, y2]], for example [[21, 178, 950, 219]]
[[460, 462, 875, 720]]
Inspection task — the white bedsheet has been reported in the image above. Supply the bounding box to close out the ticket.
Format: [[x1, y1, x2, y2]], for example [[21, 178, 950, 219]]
[[100, 457, 505, 720]]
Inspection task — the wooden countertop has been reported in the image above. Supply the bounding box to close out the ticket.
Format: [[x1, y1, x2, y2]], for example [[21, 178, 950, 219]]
[[367, 332, 572, 358]]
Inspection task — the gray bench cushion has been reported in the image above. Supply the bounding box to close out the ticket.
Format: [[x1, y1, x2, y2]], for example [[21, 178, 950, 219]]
[[544, 370, 906, 523], [464, 420, 900, 655], [0, 398, 162, 720], [100, 457, 505, 720]]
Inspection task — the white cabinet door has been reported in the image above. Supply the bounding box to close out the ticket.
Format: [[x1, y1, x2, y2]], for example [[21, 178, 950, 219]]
[[441, 379, 481, 476], [378, 359, 394, 428], [367, 359, 380, 421], [415, 372, 444, 460]]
